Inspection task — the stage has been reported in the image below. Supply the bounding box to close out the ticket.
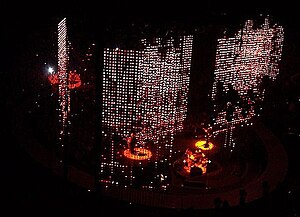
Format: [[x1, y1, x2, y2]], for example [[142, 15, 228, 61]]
[[99, 120, 288, 209]]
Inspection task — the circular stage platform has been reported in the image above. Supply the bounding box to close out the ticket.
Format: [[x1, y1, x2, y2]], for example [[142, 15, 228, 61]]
[[123, 147, 153, 160]]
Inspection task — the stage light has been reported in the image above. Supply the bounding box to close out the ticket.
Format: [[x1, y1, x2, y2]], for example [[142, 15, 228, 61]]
[[47, 66, 54, 74]]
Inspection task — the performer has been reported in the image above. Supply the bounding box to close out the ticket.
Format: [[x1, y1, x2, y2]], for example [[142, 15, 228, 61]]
[[127, 132, 137, 154], [203, 126, 212, 148]]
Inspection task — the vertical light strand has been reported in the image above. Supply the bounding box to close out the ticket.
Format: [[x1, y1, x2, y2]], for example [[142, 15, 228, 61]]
[[57, 17, 70, 149]]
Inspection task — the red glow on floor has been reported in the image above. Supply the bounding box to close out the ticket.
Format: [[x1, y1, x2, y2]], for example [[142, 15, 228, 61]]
[[123, 147, 152, 160]]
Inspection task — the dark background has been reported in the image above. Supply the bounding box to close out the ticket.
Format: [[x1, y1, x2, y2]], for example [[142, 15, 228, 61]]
[[1, 1, 300, 216]]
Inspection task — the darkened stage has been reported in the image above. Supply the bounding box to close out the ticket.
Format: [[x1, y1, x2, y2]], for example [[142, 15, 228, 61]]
[[3, 5, 300, 217]]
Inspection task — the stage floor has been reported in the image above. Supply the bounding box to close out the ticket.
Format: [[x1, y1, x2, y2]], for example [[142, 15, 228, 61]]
[[100, 121, 288, 209], [12, 103, 288, 209]]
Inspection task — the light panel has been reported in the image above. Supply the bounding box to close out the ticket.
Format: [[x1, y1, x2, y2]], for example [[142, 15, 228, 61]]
[[211, 17, 284, 147], [101, 35, 194, 189]]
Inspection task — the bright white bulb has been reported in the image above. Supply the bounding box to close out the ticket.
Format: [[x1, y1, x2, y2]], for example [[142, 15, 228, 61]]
[[48, 66, 54, 74]]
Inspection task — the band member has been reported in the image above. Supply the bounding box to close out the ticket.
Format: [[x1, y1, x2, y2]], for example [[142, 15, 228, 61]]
[[127, 132, 137, 154]]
